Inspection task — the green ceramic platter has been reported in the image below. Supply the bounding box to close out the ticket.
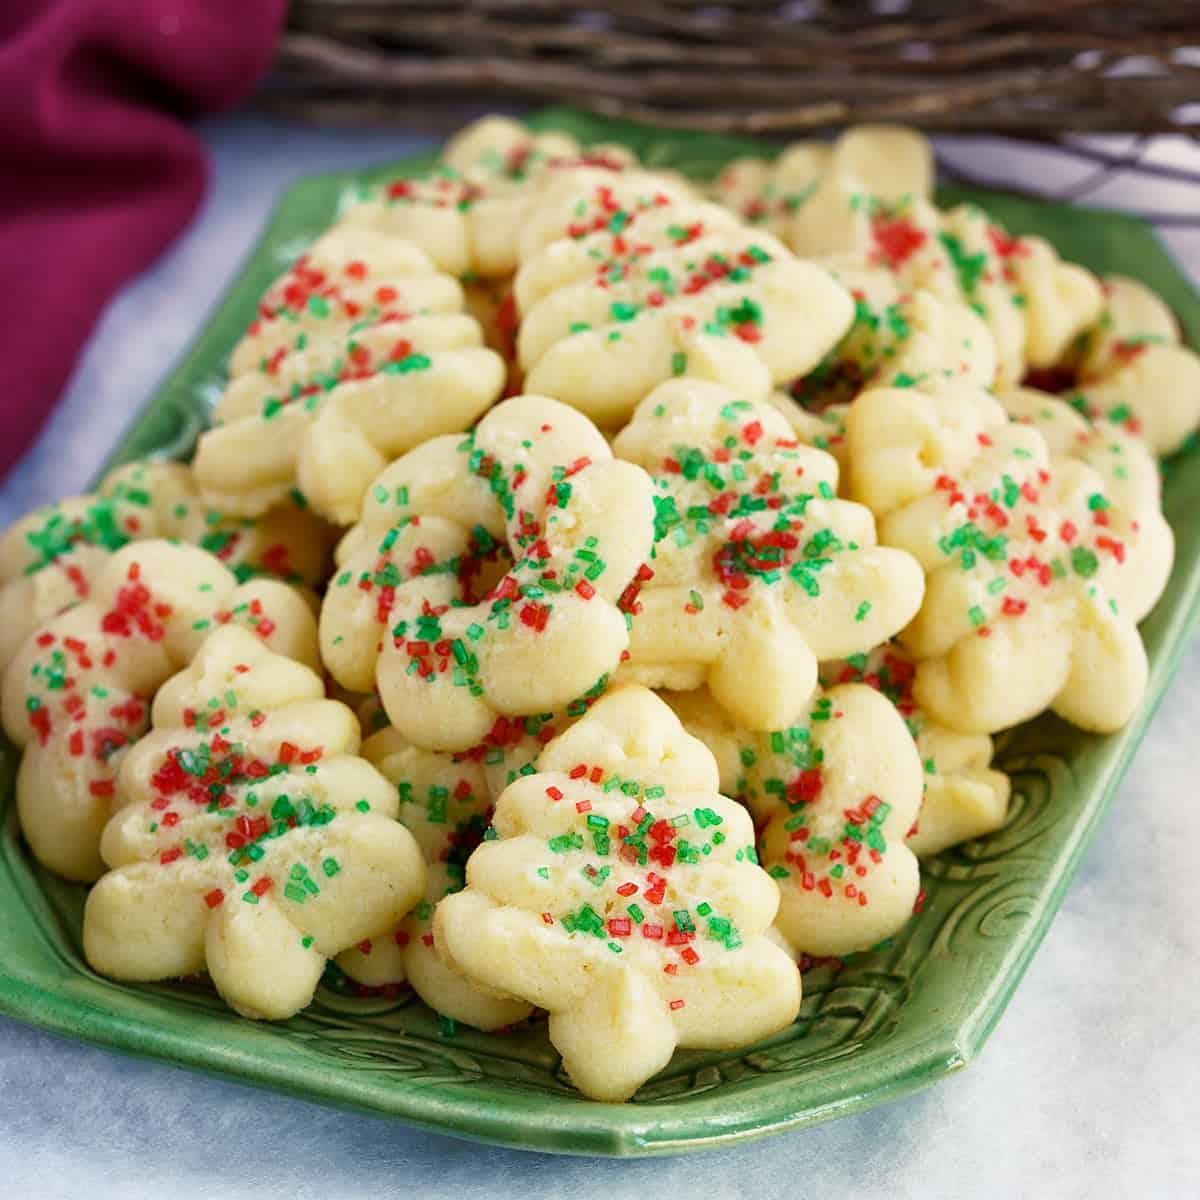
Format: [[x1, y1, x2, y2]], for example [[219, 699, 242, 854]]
[[1, 109, 1198, 1157]]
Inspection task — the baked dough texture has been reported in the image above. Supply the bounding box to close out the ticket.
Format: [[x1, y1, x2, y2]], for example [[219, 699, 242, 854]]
[[713, 125, 932, 255], [2, 541, 318, 881], [334, 115, 670, 279], [83, 626, 425, 1020], [1061, 274, 1200, 456], [788, 260, 998, 410], [712, 125, 1104, 393], [664, 682, 923, 957], [434, 684, 801, 1101], [820, 646, 1010, 858], [611, 378, 925, 730], [320, 394, 656, 752], [0, 460, 329, 673], [511, 179, 854, 426], [193, 228, 506, 523], [335, 726, 534, 1031], [847, 385, 1172, 734]]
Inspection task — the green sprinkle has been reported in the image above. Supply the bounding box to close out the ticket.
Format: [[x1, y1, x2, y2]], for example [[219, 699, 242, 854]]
[[1071, 546, 1099, 578]]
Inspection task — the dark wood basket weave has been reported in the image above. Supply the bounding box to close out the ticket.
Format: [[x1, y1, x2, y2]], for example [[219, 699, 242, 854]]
[[266, 0, 1200, 137]]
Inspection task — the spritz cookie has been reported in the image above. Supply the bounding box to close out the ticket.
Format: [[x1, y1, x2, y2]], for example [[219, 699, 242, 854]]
[[435, 685, 801, 1101], [611, 379, 924, 730], [320, 394, 656, 752], [83, 626, 425, 1020], [820, 646, 1010, 857], [193, 229, 505, 523], [0, 461, 328, 673], [847, 385, 1170, 734], [1057, 274, 1200, 456], [1, 541, 318, 880], [334, 116, 659, 279], [511, 180, 854, 426], [664, 681, 923, 956]]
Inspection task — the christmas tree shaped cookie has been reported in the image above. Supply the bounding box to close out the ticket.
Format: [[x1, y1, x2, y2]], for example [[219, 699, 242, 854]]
[[84, 625, 425, 1020], [193, 228, 505, 523], [435, 685, 801, 1101]]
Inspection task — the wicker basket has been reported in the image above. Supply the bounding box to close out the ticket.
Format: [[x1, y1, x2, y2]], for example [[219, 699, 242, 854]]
[[264, 0, 1199, 138]]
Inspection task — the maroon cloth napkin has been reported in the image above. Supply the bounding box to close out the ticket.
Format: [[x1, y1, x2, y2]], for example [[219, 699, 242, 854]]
[[0, 0, 285, 482]]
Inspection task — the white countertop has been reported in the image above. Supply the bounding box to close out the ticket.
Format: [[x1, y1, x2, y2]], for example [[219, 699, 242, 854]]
[[0, 113, 1197, 1199]]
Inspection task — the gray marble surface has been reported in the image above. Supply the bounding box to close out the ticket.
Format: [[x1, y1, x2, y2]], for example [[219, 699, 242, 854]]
[[0, 114, 1197, 1199]]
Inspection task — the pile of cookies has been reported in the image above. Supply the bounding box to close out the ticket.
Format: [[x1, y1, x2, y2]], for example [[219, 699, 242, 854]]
[[2, 117, 1192, 1103]]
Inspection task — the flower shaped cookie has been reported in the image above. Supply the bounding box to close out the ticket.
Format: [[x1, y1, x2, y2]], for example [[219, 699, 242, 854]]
[[847, 385, 1171, 734], [435, 684, 801, 1102], [768, 141, 1102, 393], [838, 198, 1104, 388], [664, 681, 923, 957], [714, 122, 1114, 396], [335, 727, 533, 1030], [1057, 274, 1200, 456], [511, 182, 855, 426], [193, 228, 505, 523], [610, 379, 924, 731], [1, 541, 318, 881], [83, 626, 425, 1020], [320, 394, 656, 752], [0, 461, 328, 673]]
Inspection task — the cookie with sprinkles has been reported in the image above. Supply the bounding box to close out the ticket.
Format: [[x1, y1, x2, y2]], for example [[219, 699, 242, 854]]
[[710, 141, 832, 239], [335, 116, 652, 279], [193, 229, 505, 524], [1, 541, 318, 881], [434, 684, 801, 1102], [511, 181, 855, 426], [847, 384, 1170, 734], [787, 260, 998, 411], [759, 122, 1104, 391], [336, 726, 534, 1030], [999, 385, 1174, 619], [109, 464, 334, 591], [320, 394, 656, 752], [1047, 274, 1200, 457], [819, 646, 1010, 858], [83, 626, 425, 1020], [823, 197, 1103, 389], [775, 124, 935, 261], [0, 461, 330, 674], [610, 378, 924, 731], [664, 681, 923, 957], [763, 391, 851, 483]]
